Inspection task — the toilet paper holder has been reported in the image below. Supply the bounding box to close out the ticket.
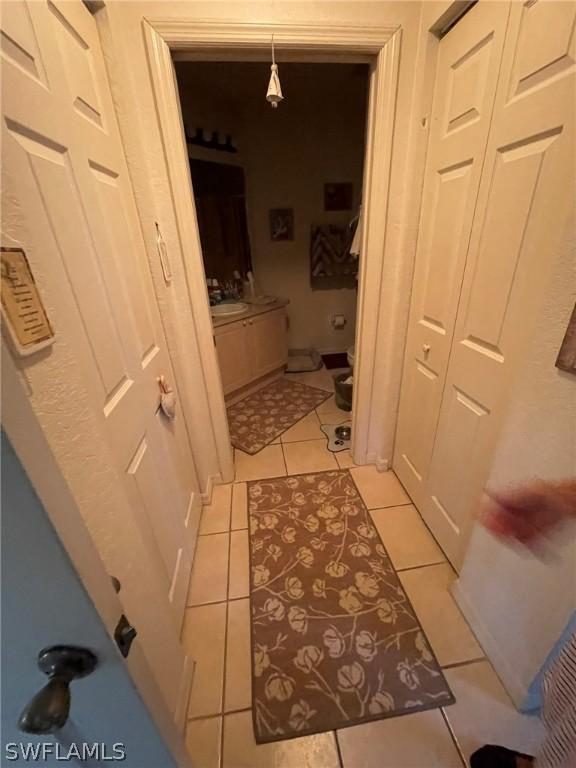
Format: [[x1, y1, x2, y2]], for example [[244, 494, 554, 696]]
[[330, 314, 347, 329]]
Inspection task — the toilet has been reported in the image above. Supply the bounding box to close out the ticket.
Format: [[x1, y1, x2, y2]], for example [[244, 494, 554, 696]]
[[347, 345, 355, 368]]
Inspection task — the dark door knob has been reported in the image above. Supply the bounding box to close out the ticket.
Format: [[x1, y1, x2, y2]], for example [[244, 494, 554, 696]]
[[18, 645, 97, 735]]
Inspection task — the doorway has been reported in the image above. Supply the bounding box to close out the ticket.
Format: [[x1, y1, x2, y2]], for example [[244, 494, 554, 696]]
[[142, 20, 402, 488], [174, 61, 370, 470]]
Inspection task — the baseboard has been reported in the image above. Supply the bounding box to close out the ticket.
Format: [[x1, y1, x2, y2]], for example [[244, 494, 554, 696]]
[[451, 579, 528, 707], [184, 491, 196, 527], [200, 474, 222, 504], [184, 492, 202, 557], [365, 451, 390, 472], [174, 654, 195, 733], [375, 456, 390, 472]]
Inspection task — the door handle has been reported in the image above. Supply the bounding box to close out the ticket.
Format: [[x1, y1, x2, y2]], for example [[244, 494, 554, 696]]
[[18, 646, 98, 735]]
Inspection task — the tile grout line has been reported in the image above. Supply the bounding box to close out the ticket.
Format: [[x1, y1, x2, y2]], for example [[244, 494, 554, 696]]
[[441, 656, 486, 671], [393, 554, 486, 662], [395, 560, 447, 574], [367, 501, 416, 511], [198, 491, 233, 538], [187, 593, 249, 610], [440, 706, 468, 768], [280, 440, 289, 476], [334, 730, 345, 768], [219, 504, 233, 768], [187, 706, 252, 724]]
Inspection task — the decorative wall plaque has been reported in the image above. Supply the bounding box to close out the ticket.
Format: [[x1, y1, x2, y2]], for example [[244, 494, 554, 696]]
[[1, 247, 54, 356]]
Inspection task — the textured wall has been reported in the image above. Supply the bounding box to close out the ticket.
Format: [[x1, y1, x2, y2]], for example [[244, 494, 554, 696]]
[[97, 0, 427, 469]]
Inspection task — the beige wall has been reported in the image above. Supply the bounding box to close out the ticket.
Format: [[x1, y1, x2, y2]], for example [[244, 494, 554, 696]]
[[454, 216, 576, 705], [98, 0, 427, 475], [176, 62, 368, 353]]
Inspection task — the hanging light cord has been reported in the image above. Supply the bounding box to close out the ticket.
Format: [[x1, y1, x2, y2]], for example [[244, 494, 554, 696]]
[[266, 31, 283, 108]]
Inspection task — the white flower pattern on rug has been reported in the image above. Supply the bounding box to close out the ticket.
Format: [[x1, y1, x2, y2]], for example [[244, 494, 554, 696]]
[[248, 470, 454, 742], [227, 379, 332, 454]]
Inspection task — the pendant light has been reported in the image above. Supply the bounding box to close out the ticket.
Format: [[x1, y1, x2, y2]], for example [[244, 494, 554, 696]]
[[266, 34, 283, 108]]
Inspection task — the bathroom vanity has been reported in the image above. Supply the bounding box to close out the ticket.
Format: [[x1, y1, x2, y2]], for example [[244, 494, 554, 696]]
[[212, 300, 289, 398]]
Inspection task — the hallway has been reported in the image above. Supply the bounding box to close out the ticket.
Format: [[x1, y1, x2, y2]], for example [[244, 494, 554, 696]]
[[182, 381, 541, 766]]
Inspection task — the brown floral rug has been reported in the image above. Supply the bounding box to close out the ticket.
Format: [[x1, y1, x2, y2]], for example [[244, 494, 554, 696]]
[[247, 470, 454, 743], [228, 379, 332, 454]]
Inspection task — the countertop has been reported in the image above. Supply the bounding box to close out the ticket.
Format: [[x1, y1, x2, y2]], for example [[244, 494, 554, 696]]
[[211, 298, 289, 329]]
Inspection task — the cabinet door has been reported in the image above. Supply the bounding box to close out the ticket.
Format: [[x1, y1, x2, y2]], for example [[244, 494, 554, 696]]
[[215, 321, 251, 395], [247, 310, 288, 380]]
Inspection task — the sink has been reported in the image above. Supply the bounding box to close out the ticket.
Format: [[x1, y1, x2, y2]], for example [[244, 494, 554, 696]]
[[210, 302, 249, 317]]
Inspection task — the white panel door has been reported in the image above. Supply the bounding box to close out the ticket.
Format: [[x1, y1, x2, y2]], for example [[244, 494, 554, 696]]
[[394, 1, 510, 507], [421, 0, 576, 568], [1, 0, 200, 706]]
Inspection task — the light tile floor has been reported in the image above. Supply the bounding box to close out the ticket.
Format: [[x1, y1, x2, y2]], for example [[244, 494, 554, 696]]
[[183, 370, 541, 767]]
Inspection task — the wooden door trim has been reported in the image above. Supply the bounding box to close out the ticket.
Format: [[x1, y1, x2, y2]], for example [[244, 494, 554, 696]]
[[142, 18, 401, 470]]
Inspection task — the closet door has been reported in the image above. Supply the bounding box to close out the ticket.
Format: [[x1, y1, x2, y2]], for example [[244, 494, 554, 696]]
[[394, 1, 510, 508], [421, 0, 576, 569]]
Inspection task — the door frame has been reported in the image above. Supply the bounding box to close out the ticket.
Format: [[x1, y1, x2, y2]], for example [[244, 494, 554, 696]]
[[1, 344, 193, 767], [142, 19, 402, 469]]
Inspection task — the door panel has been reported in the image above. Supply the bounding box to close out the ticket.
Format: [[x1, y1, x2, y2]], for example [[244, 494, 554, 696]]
[[394, 1, 510, 505], [421, 0, 576, 567], [215, 321, 251, 394], [1, 0, 199, 711], [508, 0, 575, 98]]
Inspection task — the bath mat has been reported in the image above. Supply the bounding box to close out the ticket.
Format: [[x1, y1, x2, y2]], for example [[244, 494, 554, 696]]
[[247, 469, 454, 743], [286, 348, 322, 373], [228, 379, 331, 455]]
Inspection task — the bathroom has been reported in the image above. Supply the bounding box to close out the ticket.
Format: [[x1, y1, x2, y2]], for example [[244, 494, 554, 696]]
[[175, 61, 370, 462]]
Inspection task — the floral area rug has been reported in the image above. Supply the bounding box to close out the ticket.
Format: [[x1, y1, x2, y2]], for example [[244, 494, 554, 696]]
[[228, 379, 332, 455], [247, 470, 454, 742]]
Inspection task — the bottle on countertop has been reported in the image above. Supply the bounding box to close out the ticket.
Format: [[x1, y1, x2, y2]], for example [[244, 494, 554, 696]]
[[232, 270, 242, 298], [212, 279, 223, 304], [207, 278, 220, 305]]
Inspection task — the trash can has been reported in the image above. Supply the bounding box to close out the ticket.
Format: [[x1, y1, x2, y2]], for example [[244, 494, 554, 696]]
[[334, 372, 353, 412]]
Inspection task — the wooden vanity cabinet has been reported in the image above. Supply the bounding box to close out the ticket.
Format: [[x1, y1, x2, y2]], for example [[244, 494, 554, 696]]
[[214, 307, 288, 396]]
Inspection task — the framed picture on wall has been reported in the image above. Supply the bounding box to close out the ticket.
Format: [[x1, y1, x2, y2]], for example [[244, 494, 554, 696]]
[[324, 182, 353, 211], [556, 303, 576, 375], [270, 208, 294, 241]]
